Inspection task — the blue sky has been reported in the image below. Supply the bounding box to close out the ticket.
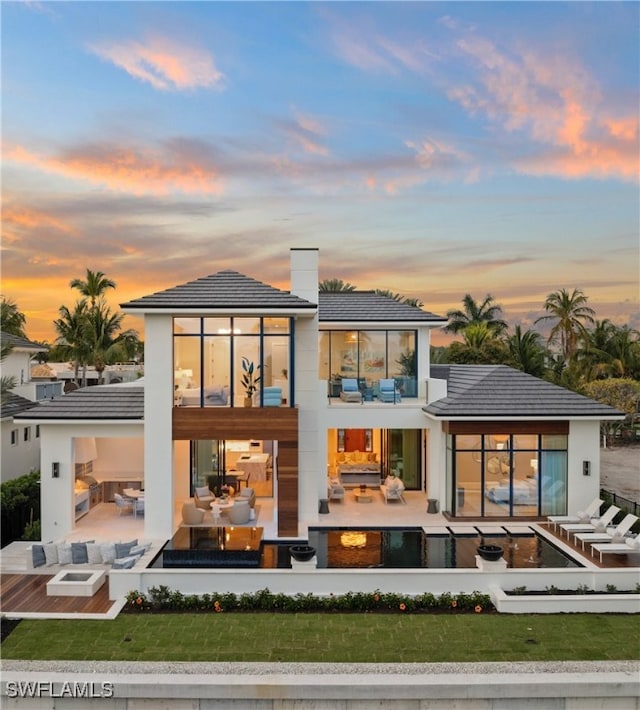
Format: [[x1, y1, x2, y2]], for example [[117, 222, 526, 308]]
[[2, 1, 638, 343]]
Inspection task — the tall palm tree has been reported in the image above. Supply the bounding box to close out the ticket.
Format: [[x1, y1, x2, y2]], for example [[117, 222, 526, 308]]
[[505, 325, 547, 377], [318, 279, 357, 292], [70, 269, 116, 307], [1, 297, 27, 337], [444, 294, 508, 335], [53, 301, 91, 383], [447, 322, 509, 364], [535, 288, 595, 362], [580, 321, 640, 380]]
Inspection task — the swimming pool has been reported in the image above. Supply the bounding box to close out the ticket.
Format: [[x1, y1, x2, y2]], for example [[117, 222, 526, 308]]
[[305, 527, 582, 569]]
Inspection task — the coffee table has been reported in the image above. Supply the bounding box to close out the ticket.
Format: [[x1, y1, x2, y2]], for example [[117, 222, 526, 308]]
[[210, 499, 233, 523], [354, 491, 373, 503]]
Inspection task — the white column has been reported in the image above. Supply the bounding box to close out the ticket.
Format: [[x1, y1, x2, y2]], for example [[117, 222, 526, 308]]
[[290, 249, 320, 530], [143, 315, 175, 539]]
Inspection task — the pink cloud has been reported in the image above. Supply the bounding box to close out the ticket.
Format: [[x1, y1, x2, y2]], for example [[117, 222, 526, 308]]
[[89, 36, 224, 91], [449, 36, 638, 182], [5, 143, 223, 195]]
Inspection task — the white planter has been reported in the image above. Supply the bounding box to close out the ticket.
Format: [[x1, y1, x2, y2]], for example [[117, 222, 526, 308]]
[[491, 586, 640, 614]]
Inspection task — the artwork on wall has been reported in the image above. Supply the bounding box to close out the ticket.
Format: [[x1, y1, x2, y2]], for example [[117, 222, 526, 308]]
[[365, 429, 373, 452], [340, 352, 356, 373], [337, 429, 345, 452]]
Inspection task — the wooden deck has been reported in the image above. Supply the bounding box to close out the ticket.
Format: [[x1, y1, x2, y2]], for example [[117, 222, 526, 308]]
[[1, 574, 116, 616], [542, 525, 640, 569]]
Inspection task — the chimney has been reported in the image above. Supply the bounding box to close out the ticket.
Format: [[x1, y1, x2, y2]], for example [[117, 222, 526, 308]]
[[290, 248, 319, 305]]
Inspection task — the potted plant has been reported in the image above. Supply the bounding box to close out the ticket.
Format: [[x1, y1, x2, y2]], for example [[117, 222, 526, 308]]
[[241, 356, 261, 407]]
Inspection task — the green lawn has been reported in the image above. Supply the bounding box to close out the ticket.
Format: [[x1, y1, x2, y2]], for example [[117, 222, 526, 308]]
[[2, 614, 639, 662]]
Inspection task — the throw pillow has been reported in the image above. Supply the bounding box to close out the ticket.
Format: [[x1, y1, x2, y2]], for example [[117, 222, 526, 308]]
[[86, 543, 103, 564], [71, 542, 88, 564], [195, 486, 210, 498], [115, 539, 138, 558], [100, 543, 116, 564], [129, 544, 150, 557], [31, 544, 46, 568], [57, 543, 73, 565], [43, 543, 59, 566], [112, 556, 137, 570]]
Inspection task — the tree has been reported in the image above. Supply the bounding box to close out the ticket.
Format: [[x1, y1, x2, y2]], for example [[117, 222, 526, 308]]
[[447, 322, 510, 364], [535, 288, 595, 363], [53, 300, 91, 383], [582, 378, 640, 447], [504, 325, 547, 378], [70, 269, 116, 307], [84, 303, 138, 383], [444, 294, 508, 336], [374, 289, 424, 308], [1, 340, 17, 402], [0, 297, 27, 337], [318, 279, 357, 292]]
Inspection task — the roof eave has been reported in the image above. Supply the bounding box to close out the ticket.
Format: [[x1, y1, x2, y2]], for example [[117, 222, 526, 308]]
[[13, 416, 144, 424], [423, 410, 626, 421], [121, 306, 317, 317], [320, 319, 446, 328]]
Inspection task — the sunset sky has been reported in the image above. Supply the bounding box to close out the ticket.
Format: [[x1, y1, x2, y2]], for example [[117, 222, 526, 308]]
[[2, 1, 638, 346]]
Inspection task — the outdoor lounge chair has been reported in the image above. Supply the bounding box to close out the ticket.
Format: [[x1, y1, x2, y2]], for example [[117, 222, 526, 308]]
[[559, 505, 620, 539], [547, 497, 603, 531], [573, 513, 638, 550], [590, 534, 640, 563], [181, 500, 205, 525], [378, 378, 401, 403], [327, 476, 345, 502], [339, 379, 363, 403], [228, 499, 251, 524]]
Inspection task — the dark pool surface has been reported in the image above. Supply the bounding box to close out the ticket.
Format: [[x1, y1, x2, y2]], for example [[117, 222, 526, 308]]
[[304, 527, 582, 570], [150, 526, 582, 569]]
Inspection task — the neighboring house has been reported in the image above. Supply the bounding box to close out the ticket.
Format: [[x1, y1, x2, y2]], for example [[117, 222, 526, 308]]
[[16, 249, 624, 542], [0, 332, 56, 482]]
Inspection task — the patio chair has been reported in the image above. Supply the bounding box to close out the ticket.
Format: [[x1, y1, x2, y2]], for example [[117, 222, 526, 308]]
[[559, 505, 620, 539], [238, 487, 256, 508], [114, 493, 134, 516], [339, 379, 363, 403], [380, 474, 406, 504], [228, 499, 251, 524], [378, 378, 401, 404], [194, 485, 215, 510], [133, 496, 145, 518], [573, 513, 638, 550], [181, 500, 205, 525], [327, 476, 345, 502], [547, 497, 603, 531]]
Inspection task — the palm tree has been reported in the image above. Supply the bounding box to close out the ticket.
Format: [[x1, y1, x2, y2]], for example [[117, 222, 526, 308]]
[[374, 289, 424, 307], [70, 269, 116, 307], [580, 321, 640, 380], [53, 301, 91, 383], [1, 297, 27, 337], [84, 303, 139, 383], [1, 340, 17, 402], [318, 279, 357, 292], [444, 294, 508, 335], [505, 325, 547, 377], [535, 288, 595, 362], [447, 322, 510, 364]]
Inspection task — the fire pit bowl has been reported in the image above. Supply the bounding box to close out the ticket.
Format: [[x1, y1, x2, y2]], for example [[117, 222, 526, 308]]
[[289, 545, 316, 562], [477, 544, 504, 561]]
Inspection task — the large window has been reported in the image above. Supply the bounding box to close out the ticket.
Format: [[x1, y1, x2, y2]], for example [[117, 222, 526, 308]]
[[174, 316, 292, 407], [449, 433, 567, 518], [320, 329, 417, 397]]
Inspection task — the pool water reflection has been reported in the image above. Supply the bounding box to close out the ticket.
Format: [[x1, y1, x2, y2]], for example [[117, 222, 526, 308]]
[[305, 528, 582, 569]]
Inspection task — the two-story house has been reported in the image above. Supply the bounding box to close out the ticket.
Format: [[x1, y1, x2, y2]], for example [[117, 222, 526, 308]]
[[17, 249, 622, 543], [0, 332, 59, 482]]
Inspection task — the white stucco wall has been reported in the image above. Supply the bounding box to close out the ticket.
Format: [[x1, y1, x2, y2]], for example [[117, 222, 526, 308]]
[[290, 249, 320, 532], [1, 420, 41, 482], [567, 419, 603, 514], [143, 315, 174, 539]]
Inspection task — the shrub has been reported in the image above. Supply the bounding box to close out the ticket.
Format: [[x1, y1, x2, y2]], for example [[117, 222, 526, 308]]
[[123, 587, 494, 614]]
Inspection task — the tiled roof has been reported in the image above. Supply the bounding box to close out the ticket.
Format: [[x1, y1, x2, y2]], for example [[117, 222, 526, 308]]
[[426, 365, 624, 418], [319, 292, 446, 323], [121, 271, 316, 311], [16, 387, 144, 421], [0, 393, 39, 420], [0, 331, 48, 351]]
